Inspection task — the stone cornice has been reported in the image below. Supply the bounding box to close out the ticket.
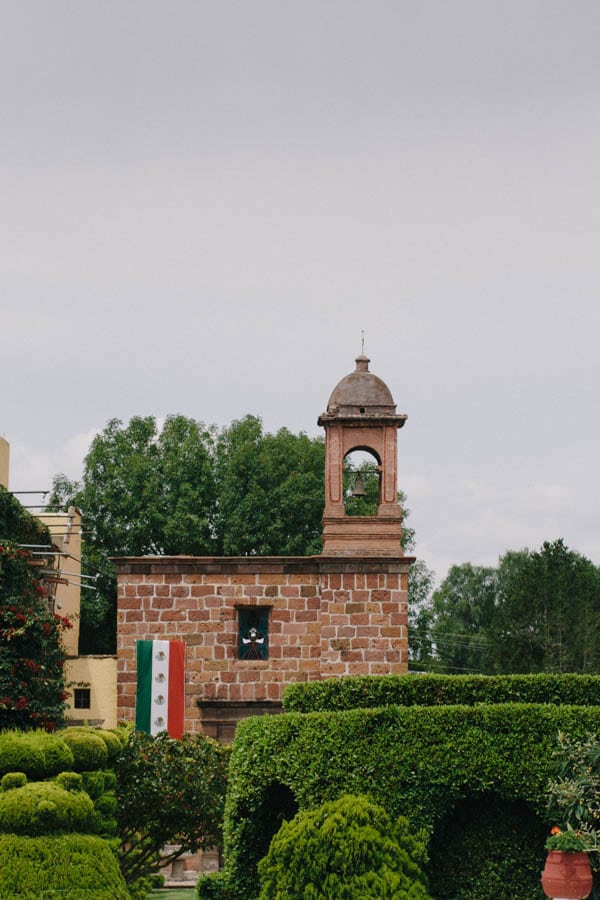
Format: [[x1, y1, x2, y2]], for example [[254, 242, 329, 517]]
[[112, 554, 415, 575]]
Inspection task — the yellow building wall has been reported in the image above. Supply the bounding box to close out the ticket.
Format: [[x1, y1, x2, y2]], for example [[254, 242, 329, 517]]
[[0, 437, 9, 489], [65, 655, 118, 729], [37, 508, 82, 656]]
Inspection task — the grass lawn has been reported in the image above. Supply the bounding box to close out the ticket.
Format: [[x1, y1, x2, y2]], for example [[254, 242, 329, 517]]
[[149, 890, 196, 899]]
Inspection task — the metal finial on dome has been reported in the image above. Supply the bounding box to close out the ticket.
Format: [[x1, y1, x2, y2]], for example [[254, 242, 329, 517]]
[[355, 330, 370, 371]]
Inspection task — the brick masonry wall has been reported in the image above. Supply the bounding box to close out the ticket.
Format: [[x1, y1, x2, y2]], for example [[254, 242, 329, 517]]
[[116, 557, 413, 735]]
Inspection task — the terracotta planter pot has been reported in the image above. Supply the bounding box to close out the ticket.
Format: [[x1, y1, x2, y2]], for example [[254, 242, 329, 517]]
[[541, 850, 593, 899]]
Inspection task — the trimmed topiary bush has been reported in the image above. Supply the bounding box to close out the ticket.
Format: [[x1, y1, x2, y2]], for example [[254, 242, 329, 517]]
[[1, 772, 26, 791], [257, 794, 431, 899], [283, 673, 600, 713], [77, 771, 118, 836], [112, 722, 133, 745], [56, 771, 83, 792], [197, 870, 235, 899], [81, 769, 114, 799], [0, 729, 74, 779], [60, 728, 108, 771], [0, 731, 45, 779], [28, 729, 74, 774], [60, 725, 122, 763], [0, 833, 129, 898], [0, 780, 95, 835], [96, 727, 121, 763]]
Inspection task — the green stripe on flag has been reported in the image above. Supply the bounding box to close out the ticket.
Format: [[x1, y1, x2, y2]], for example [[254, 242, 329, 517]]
[[135, 640, 154, 734]]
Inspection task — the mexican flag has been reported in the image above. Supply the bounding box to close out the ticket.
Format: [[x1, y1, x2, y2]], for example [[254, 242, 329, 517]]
[[135, 640, 185, 738]]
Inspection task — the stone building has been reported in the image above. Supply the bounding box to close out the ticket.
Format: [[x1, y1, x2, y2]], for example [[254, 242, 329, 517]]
[[116, 356, 413, 740]]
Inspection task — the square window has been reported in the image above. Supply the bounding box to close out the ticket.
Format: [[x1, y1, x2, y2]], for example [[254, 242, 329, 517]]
[[74, 688, 91, 709], [238, 607, 269, 660]]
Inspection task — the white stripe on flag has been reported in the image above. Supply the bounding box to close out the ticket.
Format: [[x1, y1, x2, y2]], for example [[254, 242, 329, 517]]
[[150, 639, 170, 736]]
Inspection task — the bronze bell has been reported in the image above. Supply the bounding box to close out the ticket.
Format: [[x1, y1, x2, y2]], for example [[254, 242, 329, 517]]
[[351, 476, 366, 498]]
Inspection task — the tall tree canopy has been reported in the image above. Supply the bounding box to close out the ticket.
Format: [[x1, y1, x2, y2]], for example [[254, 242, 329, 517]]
[[493, 540, 600, 673], [214, 416, 324, 556], [418, 540, 600, 674], [49, 415, 219, 652], [49, 414, 429, 655]]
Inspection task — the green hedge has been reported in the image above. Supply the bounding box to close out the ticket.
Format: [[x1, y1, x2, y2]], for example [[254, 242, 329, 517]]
[[427, 797, 547, 899], [283, 673, 600, 713], [0, 833, 129, 899], [221, 703, 600, 898]]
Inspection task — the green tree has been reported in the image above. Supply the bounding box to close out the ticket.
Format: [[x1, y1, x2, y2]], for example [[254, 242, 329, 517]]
[[429, 563, 497, 673], [419, 540, 600, 675], [48, 415, 218, 652], [493, 540, 600, 673], [214, 416, 324, 556], [408, 560, 436, 669], [157, 415, 218, 555], [257, 794, 432, 899], [116, 730, 228, 889]]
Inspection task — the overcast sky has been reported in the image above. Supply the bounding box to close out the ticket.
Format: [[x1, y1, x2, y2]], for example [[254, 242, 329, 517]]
[[2, 1, 599, 585]]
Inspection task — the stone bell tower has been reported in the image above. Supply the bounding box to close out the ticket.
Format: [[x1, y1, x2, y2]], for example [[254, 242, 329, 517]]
[[116, 352, 412, 739], [318, 354, 407, 556]]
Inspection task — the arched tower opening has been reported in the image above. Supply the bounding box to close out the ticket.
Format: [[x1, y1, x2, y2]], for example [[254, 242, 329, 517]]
[[343, 448, 382, 516]]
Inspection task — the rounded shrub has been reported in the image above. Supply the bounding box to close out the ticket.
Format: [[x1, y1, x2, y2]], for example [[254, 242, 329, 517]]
[[197, 870, 234, 898], [1, 772, 27, 791], [81, 770, 107, 800], [96, 728, 121, 762], [60, 728, 108, 771], [0, 833, 130, 898], [94, 792, 117, 819], [257, 794, 432, 899], [28, 729, 74, 774], [112, 722, 133, 745], [0, 731, 45, 779], [55, 771, 83, 792], [60, 726, 122, 762], [0, 781, 95, 836]]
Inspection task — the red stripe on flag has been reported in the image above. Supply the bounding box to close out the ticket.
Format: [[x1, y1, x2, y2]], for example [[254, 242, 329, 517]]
[[167, 641, 185, 739]]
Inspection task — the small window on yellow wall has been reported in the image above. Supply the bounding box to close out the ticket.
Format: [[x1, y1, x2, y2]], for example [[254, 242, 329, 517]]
[[74, 688, 91, 709]]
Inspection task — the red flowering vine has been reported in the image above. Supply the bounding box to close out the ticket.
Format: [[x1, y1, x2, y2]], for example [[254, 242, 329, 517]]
[[0, 540, 69, 730]]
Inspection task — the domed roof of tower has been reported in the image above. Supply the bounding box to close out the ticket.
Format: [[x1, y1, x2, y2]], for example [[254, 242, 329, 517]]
[[322, 355, 400, 419]]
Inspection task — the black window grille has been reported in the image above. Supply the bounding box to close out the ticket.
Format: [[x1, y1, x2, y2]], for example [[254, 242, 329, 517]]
[[238, 607, 269, 660]]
